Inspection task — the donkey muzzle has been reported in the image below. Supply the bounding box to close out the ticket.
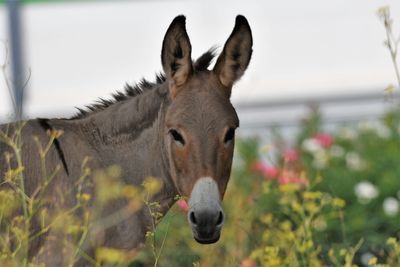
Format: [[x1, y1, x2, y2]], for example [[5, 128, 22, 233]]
[[187, 177, 224, 244]]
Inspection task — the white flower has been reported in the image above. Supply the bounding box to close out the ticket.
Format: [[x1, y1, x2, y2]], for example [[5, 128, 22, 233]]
[[312, 150, 329, 169], [346, 152, 366, 171], [357, 121, 373, 131], [354, 181, 379, 204], [338, 127, 357, 140], [358, 121, 391, 139], [376, 126, 391, 139], [302, 138, 322, 153], [360, 252, 375, 266], [312, 217, 327, 231], [329, 145, 345, 158], [383, 197, 399, 217]]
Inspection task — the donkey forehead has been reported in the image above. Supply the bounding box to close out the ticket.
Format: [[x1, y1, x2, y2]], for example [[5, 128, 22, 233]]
[[166, 73, 239, 129]]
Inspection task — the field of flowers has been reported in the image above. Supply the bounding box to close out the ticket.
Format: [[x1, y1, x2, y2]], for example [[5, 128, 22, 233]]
[[1, 107, 398, 267], [130, 106, 400, 267]]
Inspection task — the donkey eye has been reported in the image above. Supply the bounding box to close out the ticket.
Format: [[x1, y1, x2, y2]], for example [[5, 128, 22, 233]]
[[169, 129, 185, 146], [224, 128, 235, 144]]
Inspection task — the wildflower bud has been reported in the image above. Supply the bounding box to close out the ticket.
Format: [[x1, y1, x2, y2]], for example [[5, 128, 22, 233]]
[[177, 199, 189, 212]]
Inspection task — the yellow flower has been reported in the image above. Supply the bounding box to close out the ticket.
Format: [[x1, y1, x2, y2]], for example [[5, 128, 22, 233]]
[[279, 184, 299, 193], [280, 220, 292, 231], [122, 185, 139, 198], [303, 191, 322, 200], [332, 198, 346, 208], [81, 193, 91, 202], [386, 237, 397, 246], [260, 144, 273, 153], [291, 201, 303, 214], [368, 257, 378, 265], [305, 202, 319, 214], [376, 6, 390, 19], [96, 247, 129, 263], [107, 165, 122, 178], [260, 214, 273, 225], [142, 176, 163, 197], [384, 84, 395, 95], [261, 230, 271, 241]]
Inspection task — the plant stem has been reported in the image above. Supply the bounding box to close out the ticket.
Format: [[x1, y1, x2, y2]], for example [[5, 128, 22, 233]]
[[12, 123, 29, 267], [385, 24, 400, 87], [154, 222, 170, 267], [380, 7, 400, 90]]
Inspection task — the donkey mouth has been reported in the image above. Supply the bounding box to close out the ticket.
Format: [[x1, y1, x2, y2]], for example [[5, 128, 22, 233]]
[[193, 230, 221, 244]]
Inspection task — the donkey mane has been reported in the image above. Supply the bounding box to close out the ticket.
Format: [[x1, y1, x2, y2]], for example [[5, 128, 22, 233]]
[[71, 48, 217, 120]]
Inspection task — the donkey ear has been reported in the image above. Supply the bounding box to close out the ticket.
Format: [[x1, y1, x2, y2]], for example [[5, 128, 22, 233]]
[[213, 15, 253, 96], [161, 15, 193, 98]]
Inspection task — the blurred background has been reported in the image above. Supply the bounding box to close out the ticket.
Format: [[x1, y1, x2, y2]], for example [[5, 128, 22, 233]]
[[0, 0, 399, 128], [1, 1, 400, 266]]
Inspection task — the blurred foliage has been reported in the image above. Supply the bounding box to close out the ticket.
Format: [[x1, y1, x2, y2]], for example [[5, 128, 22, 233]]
[[298, 108, 400, 250]]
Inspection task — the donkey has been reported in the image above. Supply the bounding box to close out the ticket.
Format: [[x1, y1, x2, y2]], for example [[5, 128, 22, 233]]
[[0, 15, 252, 265]]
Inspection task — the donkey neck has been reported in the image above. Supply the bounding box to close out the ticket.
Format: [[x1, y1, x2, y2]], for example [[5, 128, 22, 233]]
[[79, 84, 177, 209], [83, 85, 169, 142]]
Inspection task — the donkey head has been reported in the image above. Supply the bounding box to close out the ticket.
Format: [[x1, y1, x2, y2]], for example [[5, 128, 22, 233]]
[[162, 15, 252, 244]]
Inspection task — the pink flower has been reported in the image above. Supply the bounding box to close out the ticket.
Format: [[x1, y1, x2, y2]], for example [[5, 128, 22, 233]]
[[177, 199, 189, 212], [290, 177, 309, 186], [278, 176, 290, 185], [283, 149, 299, 162], [278, 176, 308, 186], [252, 162, 279, 178], [240, 258, 256, 267], [278, 167, 309, 187], [313, 133, 333, 148]]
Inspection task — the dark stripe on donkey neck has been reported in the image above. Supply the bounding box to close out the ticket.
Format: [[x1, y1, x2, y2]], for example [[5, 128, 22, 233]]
[[38, 118, 70, 176]]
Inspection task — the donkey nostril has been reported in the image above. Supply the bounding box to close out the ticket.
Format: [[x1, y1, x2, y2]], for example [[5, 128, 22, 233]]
[[189, 211, 197, 225], [216, 211, 224, 226]]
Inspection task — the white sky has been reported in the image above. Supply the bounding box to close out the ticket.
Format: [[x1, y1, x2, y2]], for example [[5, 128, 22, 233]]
[[0, 0, 400, 120]]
